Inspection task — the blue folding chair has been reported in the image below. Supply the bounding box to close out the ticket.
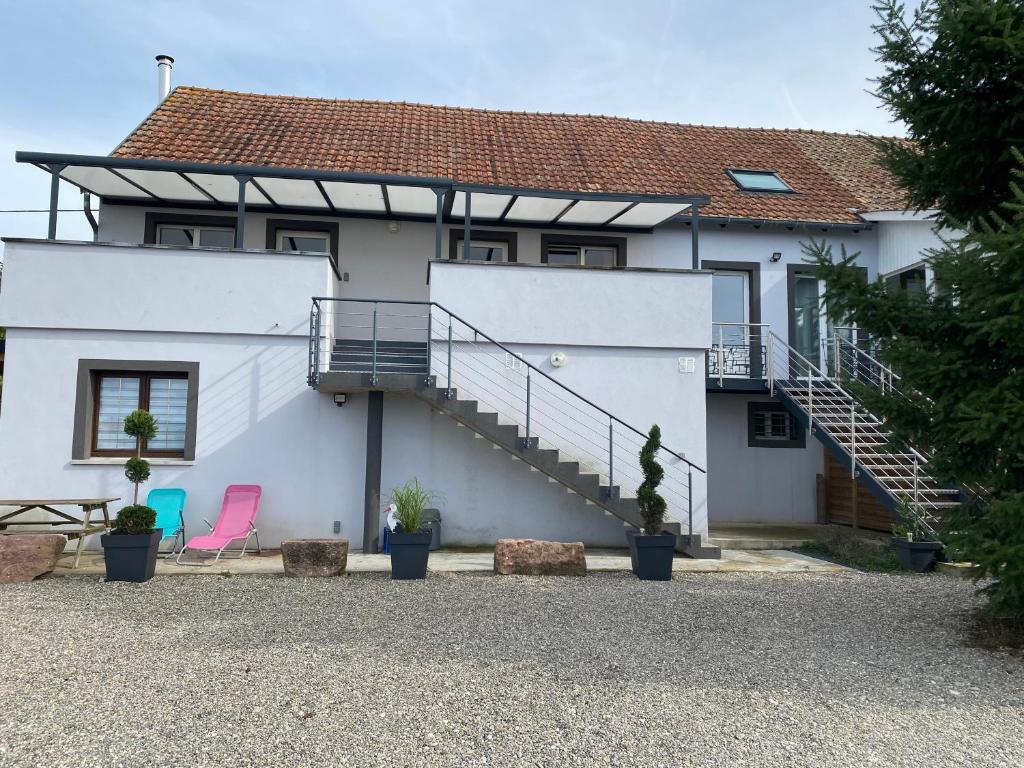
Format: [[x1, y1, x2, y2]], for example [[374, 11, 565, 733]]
[[147, 488, 187, 558]]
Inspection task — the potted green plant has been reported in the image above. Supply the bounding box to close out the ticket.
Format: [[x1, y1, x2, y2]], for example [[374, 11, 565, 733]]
[[101, 409, 161, 583], [890, 503, 944, 572], [387, 478, 437, 580], [632, 424, 676, 581]]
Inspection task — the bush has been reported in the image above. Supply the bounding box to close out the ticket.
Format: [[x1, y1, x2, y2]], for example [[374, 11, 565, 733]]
[[389, 478, 438, 534], [637, 424, 667, 535], [124, 457, 151, 486], [114, 504, 156, 535], [124, 410, 157, 442]]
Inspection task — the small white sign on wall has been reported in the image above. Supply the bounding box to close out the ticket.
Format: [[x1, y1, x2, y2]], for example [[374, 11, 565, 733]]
[[677, 357, 696, 374]]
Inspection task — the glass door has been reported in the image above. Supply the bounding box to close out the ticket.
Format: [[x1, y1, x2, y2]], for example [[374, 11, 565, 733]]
[[792, 273, 822, 371], [712, 271, 751, 377]]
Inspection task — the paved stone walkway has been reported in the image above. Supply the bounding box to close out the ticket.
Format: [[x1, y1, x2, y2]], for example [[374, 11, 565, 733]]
[[52, 546, 846, 576]]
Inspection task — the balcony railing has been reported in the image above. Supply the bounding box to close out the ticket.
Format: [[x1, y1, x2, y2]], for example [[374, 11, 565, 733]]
[[707, 322, 770, 386]]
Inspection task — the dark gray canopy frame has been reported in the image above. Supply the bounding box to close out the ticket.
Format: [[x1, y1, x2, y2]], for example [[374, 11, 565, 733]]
[[16, 151, 711, 268]]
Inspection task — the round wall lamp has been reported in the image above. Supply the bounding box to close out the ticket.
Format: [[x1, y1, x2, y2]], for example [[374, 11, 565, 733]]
[[550, 351, 567, 368]]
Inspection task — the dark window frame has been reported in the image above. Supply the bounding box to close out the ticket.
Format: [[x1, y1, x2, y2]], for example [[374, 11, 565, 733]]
[[72, 360, 200, 461], [144, 212, 238, 247], [448, 228, 518, 262], [265, 218, 341, 278], [540, 233, 627, 266], [725, 168, 795, 194], [703, 259, 763, 379], [747, 401, 805, 449]]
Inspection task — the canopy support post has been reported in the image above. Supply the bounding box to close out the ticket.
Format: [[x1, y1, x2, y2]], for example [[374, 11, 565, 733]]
[[463, 191, 472, 260], [690, 203, 700, 269], [434, 188, 444, 261], [234, 175, 251, 248], [47, 164, 66, 240]]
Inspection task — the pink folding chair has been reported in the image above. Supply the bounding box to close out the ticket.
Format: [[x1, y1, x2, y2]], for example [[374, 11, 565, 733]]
[[176, 485, 262, 566]]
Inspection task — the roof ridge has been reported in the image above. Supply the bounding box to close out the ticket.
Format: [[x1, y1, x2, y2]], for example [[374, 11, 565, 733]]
[[168, 85, 904, 141]]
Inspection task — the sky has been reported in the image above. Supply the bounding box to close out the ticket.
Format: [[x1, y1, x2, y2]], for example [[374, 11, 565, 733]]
[[0, 0, 901, 251]]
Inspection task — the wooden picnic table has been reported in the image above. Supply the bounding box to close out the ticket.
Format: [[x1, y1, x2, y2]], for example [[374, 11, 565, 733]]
[[0, 498, 119, 568]]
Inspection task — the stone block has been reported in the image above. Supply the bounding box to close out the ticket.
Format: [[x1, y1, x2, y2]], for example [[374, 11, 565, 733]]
[[0, 535, 67, 583], [281, 538, 349, 577], [494, 538, 586, 576]]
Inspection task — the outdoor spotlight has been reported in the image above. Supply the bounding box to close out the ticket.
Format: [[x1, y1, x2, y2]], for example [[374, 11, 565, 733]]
[[770, 251, 783, 263], [387, 221, 401, 234], [334, 393, 348, 407]]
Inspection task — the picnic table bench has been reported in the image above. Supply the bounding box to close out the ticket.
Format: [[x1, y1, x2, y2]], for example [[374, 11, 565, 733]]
[[0, 498, 118, 568]]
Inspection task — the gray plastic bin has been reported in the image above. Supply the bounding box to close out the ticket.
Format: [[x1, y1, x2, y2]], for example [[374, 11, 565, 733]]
[[422, 508, 442, 551]]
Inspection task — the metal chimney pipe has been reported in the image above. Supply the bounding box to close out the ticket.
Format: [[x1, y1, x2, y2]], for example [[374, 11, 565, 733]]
[[155, 54, 174, 102]]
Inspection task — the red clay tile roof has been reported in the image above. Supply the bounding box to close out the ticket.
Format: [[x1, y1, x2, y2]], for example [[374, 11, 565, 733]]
[[113, 86, 908, 224]]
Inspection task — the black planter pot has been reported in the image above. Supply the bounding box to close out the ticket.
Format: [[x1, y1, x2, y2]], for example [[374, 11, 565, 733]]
[[626, 529, 639, 574], [101, 529, 162, 583], [891, 537, 943, 573], [389, 530, 431, 580], [634, 532, 676, 581]]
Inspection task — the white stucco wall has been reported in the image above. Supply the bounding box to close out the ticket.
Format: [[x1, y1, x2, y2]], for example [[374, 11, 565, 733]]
[[705, 393, 824, 525]]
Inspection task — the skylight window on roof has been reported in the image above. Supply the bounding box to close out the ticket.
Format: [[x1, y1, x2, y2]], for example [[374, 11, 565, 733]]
[[727, 169, 793, 193]]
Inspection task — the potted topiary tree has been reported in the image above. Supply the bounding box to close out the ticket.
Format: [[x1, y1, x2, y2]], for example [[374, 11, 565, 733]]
[[387, 478, 438, 580], [890, 501, 944, 572], [632, 424, 676, 581], [100, 409, 162, 582]]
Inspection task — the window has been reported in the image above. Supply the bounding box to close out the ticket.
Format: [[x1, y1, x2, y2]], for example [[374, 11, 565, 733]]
[[265, 218, 340, 278], [145, 213, 237, 248], [540, 234, 626, 267], [447, 228, 518, 262], [727, 169, 793, 193], [276, 230, 330, 253], [885, 266, 927, 294], [454, 240, 506, 262], [72, 360, 199, 461], [748, 402, 805, 448]]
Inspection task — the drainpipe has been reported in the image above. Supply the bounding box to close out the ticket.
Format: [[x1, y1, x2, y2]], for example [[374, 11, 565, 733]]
[[82, 191, 98, 241]]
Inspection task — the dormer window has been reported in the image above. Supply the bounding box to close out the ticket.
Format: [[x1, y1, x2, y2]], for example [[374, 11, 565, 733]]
[[727, 169, 793, 193]]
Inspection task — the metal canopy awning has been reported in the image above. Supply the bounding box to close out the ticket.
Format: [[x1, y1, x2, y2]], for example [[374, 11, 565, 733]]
[[16, 151, 710, 266]]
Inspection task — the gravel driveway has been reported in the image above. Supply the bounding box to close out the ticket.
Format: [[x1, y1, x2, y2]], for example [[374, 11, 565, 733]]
[[1, 572, 1020, 768]]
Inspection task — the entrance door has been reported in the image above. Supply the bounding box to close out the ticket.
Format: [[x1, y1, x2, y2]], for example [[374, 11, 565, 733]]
[[791, 273, 822, 370], [712, 271, 751, 377]]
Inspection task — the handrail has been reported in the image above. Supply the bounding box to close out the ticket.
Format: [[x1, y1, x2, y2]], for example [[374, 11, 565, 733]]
[[312, 296, 705, 474], [767, 331, 931, 468]]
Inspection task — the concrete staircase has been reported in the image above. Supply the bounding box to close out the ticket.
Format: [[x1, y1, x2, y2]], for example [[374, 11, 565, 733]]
[[412, 381, 720, 558]]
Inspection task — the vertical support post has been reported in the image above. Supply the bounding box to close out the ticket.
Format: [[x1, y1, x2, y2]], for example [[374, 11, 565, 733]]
[[363, 391, 384, 554], [47, 165, 65, 240], [913, 455, 920, 518], [717, 324, 724, 387], [523, 370, 532, 450], [425, 306, 433, 386], [446, 321, 453, 399], [807, 370, 814, 436], [463, 190, 472, 260], [690, 204, 700, 270], [767, 334, 775, 394], [371, 305, 378, 386], [607, 419, 614, 496], [688, 465, 693, 540], [433, 188, 444, 262], [234, 175, 250, 248], [834, 335, 841, 379], [850, 400, 858, 529]]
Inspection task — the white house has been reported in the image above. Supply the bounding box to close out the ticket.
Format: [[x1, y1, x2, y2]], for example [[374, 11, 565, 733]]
[[0, 60, 957, 555]]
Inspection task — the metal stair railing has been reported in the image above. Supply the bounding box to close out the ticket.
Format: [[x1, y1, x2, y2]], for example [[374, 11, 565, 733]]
[[765, 330, 943, 535], [309, 298, 706, 538], [708, 322, 770, 386]]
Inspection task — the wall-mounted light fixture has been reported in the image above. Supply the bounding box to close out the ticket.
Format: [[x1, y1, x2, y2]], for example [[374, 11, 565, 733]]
[[550, 351, 567, 368], [387, 221, 401, 234], [334, 393, 348, 407], [770, 251, 783, 263]]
